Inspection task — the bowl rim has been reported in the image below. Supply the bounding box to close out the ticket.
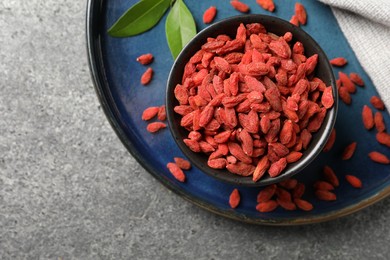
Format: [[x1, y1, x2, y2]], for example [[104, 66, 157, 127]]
[[166, 14, 338, 187]]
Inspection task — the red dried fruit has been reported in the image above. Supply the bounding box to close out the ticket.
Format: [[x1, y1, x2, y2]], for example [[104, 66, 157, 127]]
[[323, 128, 336, 152], [341, 142, 357, 160], [256, 200, 278, 212], [339, 71, 356, 94], [323, 165, 339, 187], [315, 190, 337, 201], [290, 15, 299, 26], [157, 105, 167, 121], [183, 139, 201, 152], [257, 184, 277, 203], [228, 142, 252, 164], [349, 72, 364, 86], [278, 179, 298, 190], [368, 151, 390, 164], [253, 156, 270, 182], [277, 198, 296, 210], [229, 189, 241, 208], [256, 0, 275, 12], [370, 96, 385, 110], [295, 3, 307, 25], [141, 67, 153, 85], [136, 53, 154, 65], [329, 57, 347, 67], [268, 158, 287, 177], [230, 0, 250, 13], [142, 106, 159, 120], [338, 87, 351, 105], [208, 158, 227, 169], [321, 86, 334, 109], [146, 122, 166, 133], [174, 157, 192, 170], [375, 112, 386, 133], [292, 182, 305, 198], [376, 132, 390, 147], [203, 6, 217, 24], [345, 175, 363, 189], [313, 181, 334, 191], [226, 162, 255, 176], [286, 151, 303, 163], [166, 162, 186, 182], [362, 105, 374, 130], [294, 198, 313, 211]]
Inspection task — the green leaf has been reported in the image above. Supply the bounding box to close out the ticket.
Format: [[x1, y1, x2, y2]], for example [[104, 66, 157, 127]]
[[165, 0, 197, 59], [108, 0, 171, 37]]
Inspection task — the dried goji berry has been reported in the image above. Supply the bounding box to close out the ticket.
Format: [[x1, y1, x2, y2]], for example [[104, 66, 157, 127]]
[[376, 132, 390, 147], [146, 122, 166, 133], [295, 3, 307, 25], [256, 200, 278, 212], [174, 157, 192, 170], [362, 105, 374, 130], [142, 106, 159, 121], [313, 181, 334, 191], [345, 175, 363, 188], [349, 72, 364, 86], [203, 6, 217, 24], [230, 0, 250, 13], [166, 162, 186, 182], [141, 67, 153, 85], [322, 129, 336, 153], [290, 15, 299, 26], [323, 165, 339, 187], [136, 53, 154, 65], [370, 96, 385, 110], [256, 0, 275, 12], [339, 71, 356, 94], [315, 190, 337, 201], [368, 151, 390, 164], [341, 142, 357, 160], [229, 188, 241, 208], [329, 57, 347, 67], [294, 198, 313, 211], [375, 112, 386, 133]]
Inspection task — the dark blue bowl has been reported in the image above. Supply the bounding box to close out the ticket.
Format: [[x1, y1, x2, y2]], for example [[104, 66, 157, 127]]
[[166, 14, 338, 187]]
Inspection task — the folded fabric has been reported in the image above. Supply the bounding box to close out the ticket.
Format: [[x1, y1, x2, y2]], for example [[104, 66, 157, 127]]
[[318, 0, 390, 107]]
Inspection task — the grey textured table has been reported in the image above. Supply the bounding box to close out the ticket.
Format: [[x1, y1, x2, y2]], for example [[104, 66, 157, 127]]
[[1, 1, 390, 259]]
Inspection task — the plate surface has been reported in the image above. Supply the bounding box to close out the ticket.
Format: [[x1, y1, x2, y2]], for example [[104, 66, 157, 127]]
[[87, 0, 390, 225]]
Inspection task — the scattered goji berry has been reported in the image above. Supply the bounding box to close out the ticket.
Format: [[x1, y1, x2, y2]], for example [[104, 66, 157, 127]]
[[295, 3, 307, 25], [166, 162, 186, 182], [230, 0, 250, 13], [174, 157, 192, 170], [146, 122, 166, 133], [329, 57, 347, 67], [368, 151, 390, 164], [136, 53, 154, 65], [256, 0, 275, 12], [362, 105, 374, 130], [370, 96, 385, 110], [345, 175, 363, 188], [141, 67, 153, 85], [349, 72, 364, 86], [229, 188, 241, 208], [203, 6, 217, 24], [341, 142, 357, 160]]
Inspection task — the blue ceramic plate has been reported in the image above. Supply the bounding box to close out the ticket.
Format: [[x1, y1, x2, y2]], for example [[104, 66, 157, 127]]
[[86, 0, 390, 225]]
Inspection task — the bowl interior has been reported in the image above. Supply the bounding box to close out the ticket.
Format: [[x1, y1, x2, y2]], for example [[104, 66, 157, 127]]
[[166, 14, 337, 187]]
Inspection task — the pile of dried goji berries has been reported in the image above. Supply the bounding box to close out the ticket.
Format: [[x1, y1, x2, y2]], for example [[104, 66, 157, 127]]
[[173, 22, 335, 182]]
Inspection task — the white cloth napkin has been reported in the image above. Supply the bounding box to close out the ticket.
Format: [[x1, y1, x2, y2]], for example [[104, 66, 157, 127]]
[[318, 0, 390, 108]]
